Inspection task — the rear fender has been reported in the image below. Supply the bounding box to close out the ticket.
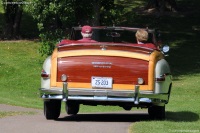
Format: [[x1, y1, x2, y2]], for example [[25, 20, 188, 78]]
[[155, 59, 172, 93], [41, 56, 51, 89]]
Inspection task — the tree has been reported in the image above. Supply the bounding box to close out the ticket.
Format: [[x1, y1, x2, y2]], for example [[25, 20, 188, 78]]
[[29, 0, 76, 56], [29, 0, 116, 56], [2, 0, 23, 39]]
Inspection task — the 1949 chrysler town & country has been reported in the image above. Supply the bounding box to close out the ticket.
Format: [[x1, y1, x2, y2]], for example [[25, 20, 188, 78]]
[[39, 26, 172, 120]]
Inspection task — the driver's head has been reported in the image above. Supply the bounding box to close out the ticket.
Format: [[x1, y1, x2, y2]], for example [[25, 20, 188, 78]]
[[135, 29, 148, 43], [81, 25, 93, 38]]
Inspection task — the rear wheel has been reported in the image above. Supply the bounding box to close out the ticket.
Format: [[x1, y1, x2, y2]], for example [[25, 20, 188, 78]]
[[148, 105, 165, 120], [44, 100, 61, 120], [66, 101, 80, 115]]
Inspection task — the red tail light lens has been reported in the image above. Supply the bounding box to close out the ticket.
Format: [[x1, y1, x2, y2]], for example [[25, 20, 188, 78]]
[[155, 74, 166, 82], [41, 69, 50, 78], [155, 77, 165, 82]]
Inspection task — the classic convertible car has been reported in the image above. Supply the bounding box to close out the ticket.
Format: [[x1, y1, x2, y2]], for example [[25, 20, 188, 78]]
[[39, 26, 172, 120]]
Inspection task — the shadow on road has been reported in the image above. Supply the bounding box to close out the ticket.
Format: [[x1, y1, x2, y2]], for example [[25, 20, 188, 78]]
[[56, 111, 199, 122], [56, 112, 150, 122]]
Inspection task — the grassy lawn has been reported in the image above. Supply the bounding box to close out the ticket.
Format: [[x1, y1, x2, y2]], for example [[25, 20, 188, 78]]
[[0, 41, 44, 108]]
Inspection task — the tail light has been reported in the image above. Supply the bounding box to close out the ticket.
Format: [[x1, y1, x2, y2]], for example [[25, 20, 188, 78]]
[[41, 69, 50, 78], [155, 74, 169, 82], [155, 76, 165, 82]]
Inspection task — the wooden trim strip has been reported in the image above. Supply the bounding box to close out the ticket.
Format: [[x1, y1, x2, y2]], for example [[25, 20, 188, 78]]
[[57, 50, 150, 61], [148, 51, 164, 90], [51, 48, 58, 87]]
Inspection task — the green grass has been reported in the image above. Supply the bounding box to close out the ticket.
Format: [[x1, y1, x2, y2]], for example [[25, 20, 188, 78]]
[[0, 41, 44, 108], [0, 111, 36, 118]]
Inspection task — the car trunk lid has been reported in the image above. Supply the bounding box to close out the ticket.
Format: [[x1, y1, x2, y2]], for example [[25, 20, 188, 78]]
[[50, 43, 163, 91]]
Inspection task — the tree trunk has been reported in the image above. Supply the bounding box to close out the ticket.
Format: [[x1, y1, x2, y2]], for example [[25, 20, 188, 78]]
[[13, 7, 23, 38], [3, 2, 23, 39], [92, 0, 100, 26]]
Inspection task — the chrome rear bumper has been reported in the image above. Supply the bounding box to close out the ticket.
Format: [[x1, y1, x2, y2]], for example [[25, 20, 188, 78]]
[[39, 82, 169, 105]]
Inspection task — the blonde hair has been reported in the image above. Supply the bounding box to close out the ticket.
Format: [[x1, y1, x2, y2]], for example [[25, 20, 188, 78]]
[[135, 29, 148, 43]]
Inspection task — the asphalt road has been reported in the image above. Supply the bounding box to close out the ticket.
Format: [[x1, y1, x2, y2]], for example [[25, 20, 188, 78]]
[[0, 104, 149, 133]]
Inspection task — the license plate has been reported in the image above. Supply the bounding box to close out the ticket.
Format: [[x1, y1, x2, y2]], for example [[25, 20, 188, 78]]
[[91, 77, 113, 89]]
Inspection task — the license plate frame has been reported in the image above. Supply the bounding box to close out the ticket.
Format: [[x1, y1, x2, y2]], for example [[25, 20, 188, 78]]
[[91, 76, 113, 89]]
